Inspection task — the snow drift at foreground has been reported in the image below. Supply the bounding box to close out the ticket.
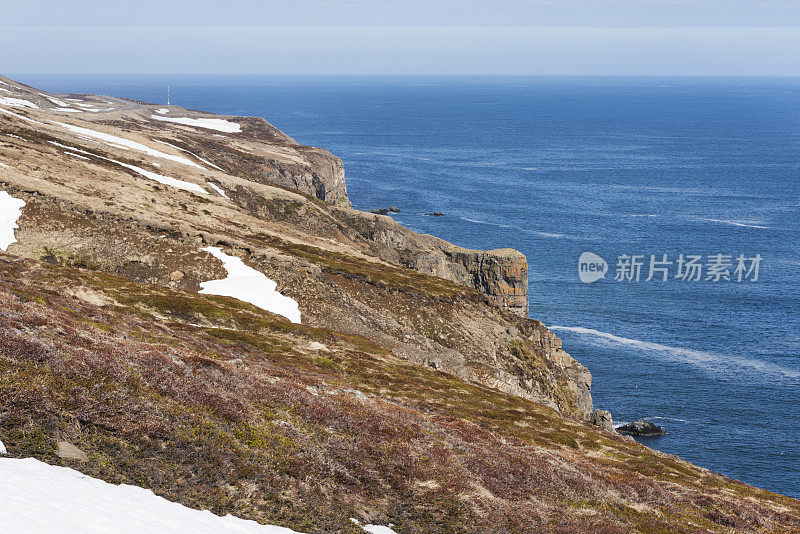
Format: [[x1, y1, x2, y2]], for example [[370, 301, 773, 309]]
[[199, 247, 301, 323], [0, 458, 398, 534], [0, 458, 301, 533], [0, 191, 26, 251]]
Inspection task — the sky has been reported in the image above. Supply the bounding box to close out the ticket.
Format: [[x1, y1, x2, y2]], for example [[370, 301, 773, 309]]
[[2, 1, 799, 75]]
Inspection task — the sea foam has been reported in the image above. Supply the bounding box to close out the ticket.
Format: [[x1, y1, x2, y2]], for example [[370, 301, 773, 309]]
[[549, 325, 800, 381]]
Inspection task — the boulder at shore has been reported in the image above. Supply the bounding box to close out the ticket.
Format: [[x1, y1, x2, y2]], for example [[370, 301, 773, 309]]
[[589, 409, 614, 432], [617, 419, 666, 437]]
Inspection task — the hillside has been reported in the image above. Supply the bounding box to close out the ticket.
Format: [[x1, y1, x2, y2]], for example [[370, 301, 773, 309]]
[[1, 75, 799, 532]]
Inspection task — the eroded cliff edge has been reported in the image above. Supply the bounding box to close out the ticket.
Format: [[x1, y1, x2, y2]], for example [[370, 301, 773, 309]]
[[0, 74, 586, 417]]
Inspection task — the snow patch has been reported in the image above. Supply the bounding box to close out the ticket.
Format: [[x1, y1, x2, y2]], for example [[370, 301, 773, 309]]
[[0, 190, 26, 251], [76, 103, 103, 112], [64, 151, 90, 160], [53, 108, 83, 113], [200, 247, 301, 323], [53, 122, 202, 169], [0, 440, 6, 455], [206, 182, 229, 199], [0, 107, 44, 125], [151, 115, 242, 133], [349, 518, 398, 534], [0, 458, 304, 533], [115, 163, 206, 193], [155, 108, 170, 114], [152, 140, 226, 171], [0, 97, 38, 109], [39, 94, 69, 107], [49, 142, 207, 195]]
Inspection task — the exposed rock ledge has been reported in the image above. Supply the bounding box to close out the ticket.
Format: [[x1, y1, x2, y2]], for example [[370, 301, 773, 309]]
[[344, 212, 530, 317], [444, 248, 529, 316]]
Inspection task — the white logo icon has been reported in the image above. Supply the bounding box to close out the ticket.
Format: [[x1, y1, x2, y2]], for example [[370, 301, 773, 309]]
[[578, 252, 608, 283]]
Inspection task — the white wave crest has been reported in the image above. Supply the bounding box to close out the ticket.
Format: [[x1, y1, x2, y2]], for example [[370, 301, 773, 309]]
[[459, 217, 564, 238], [459, 217, 511, 228], [698, 217, 769, 229], [549, 326, 800, 380]]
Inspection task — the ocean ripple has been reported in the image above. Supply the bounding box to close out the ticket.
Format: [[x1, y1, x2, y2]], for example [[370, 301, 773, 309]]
[[549, 325, 800, 381]]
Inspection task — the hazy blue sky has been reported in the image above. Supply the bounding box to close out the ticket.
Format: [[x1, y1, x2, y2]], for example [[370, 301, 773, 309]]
[[3, 1, 799, 74]]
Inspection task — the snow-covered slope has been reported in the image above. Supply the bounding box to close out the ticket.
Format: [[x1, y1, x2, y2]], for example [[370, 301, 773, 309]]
[[0, 458, 302, 533], [0, 458, 397, 534], [0, 190, 26, 251]]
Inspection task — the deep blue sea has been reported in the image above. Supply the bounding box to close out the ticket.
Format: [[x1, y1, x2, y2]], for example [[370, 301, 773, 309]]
[[16, 74, 800, 499]]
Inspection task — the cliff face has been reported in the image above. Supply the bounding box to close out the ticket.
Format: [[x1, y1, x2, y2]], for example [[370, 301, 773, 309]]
[[446, 248, 530, 316], [185, 121, 351, 207], [334, 212, 530, 317]]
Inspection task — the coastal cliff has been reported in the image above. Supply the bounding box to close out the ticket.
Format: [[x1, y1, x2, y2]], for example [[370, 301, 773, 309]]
[[182, 116, 351, 207], [445, 248, 529, 316], [333, 210, 530, 316], [0, 74, 572, 414], [1, 75, 798, 532]]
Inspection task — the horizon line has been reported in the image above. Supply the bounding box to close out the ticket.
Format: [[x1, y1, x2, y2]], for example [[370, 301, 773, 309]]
[[8, 73, 800, 78]]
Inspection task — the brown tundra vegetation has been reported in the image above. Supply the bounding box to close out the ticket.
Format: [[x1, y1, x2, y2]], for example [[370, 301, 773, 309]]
[[1, 258, 799, 532]]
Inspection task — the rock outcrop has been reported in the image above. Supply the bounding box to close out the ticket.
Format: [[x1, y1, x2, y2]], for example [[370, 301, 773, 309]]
[[207, 136, 351, 207], [55, 441, 89, 462], [345, 213, 530, 317], [446, 248, 529, 316], [590, 409, 615, 432], [618, 419, 667, 437]]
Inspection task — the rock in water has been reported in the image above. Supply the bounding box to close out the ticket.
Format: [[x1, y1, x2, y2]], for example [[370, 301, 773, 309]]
[[389, 206, 400, 213], [617, 419, 666, 437], [590, 409, 614, 432], [56, 441, 89, 462]]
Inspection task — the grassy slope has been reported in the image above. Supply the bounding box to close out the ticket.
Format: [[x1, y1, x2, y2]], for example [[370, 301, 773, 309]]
[[1, 256, 799, 533]]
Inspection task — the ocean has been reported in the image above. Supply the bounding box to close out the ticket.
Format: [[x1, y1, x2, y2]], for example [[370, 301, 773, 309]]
[[16, 74, 800, 499]]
